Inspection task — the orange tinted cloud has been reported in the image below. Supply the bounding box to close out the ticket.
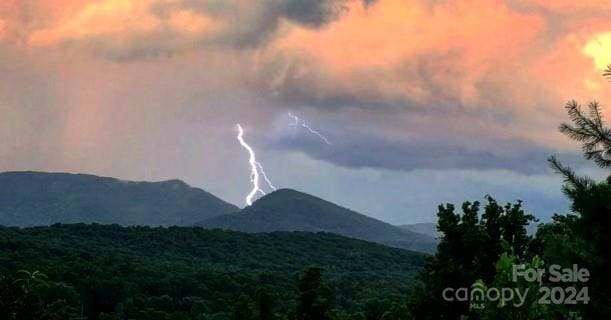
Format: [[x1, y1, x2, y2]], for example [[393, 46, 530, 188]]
[[28, 1, 159, 46], [267, 0, 546, 110], [27, 0, 224, 57], [252, 0, 611, 150], [517, 0, 611, 11], [0, 19, 5, 39], [3, 0, 608, 115], [275, 0, 543, 72], [13, 0, 363, 59]]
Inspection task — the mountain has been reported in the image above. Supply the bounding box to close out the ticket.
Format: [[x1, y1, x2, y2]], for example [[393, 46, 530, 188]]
[[0, 224, 425, 317], [0, 171, 238, 226], [197, 189, 437, 253], [399, 222, 439, 238]]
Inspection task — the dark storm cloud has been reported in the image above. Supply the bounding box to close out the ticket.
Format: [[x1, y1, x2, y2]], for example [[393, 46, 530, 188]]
[[176, 0, 357, 45], [257, 43, 572, 175], [282, 0, 349, 27], [272, 132, 584, 174], [213, 0, 357, 48]]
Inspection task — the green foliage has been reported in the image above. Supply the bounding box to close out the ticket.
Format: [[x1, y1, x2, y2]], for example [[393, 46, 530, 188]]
[[0, 270, 81, 320], [409, 196, 536, 320], [232, 295, 254, 320], [14, 270, 49, 294], [475, 253, 556, 320], [535, 183, 611, 318], [0, 224, 424, 319], [379, 302, 412, 320], [255, 287, 278, 320]]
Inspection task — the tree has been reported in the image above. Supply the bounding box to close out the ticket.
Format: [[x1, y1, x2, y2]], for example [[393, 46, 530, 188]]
[[544, 68, 611, 318], [551, 100, 611, 171], [473, 252, 584, 320], [13, 270, 49, 294], [296, 267, 334, 320], [409, 197, 535, 320]]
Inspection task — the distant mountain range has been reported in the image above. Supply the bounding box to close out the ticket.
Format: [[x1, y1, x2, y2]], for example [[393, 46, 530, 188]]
[[0, 171, 238, 226], [197, 189, 437, 253], [0, 171, 437, 253]]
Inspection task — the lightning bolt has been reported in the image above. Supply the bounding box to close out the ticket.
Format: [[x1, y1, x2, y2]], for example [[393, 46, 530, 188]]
[[256, 162, 276, 191], [288, 112, 332, 145], [236, 124, 275, 206]]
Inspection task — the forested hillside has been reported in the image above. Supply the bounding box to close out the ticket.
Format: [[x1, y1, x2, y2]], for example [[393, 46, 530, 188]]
[[0, 224, 424, 319]]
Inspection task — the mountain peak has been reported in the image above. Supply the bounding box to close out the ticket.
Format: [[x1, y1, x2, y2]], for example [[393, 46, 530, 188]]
[[251, 188, 325, 206], [257, 188, 306, 198], [199, 189, 437, 253]]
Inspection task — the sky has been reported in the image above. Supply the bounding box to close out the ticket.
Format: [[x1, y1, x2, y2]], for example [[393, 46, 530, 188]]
[[1, 0, 611, 224]]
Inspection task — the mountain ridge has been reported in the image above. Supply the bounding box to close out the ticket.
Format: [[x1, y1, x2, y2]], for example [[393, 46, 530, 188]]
[[197, 188, 437, 253], [1, 171, 437, 253], [0, 171, 239, 226]]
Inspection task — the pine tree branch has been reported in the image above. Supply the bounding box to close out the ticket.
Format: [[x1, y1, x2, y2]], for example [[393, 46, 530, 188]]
[[548, 156, 595, 193], [559, 100, 611, 169], [604, 64, 611, 81]]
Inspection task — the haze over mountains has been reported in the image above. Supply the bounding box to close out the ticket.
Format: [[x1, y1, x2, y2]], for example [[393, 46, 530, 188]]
[[0, 171, 436, 253]]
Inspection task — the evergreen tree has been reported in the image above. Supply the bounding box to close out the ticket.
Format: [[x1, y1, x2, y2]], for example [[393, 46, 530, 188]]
[[545, 76, 611, 317]]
